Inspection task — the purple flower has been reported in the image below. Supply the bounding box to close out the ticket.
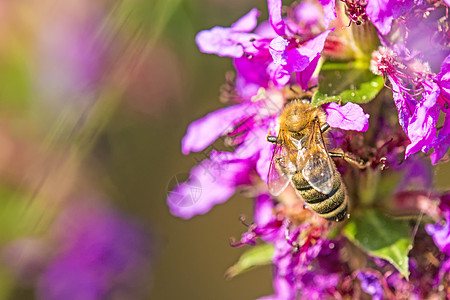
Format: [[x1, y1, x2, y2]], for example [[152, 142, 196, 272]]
[[181, 102, 256, 154], [35, 3, 106, 109], [404, 79, 440, 158], [234, 56, 271, 100], [366, 0, 413, 35], [268, 0, 286, 36], [169, 92, 284, 219], [259, 217, 339, 299], [37, 203, 154, 300], [318, 0, 337, 28], [196, 1, 335, 99], [395, 157, 433, 192], [323, 102, 370, 132], [431, 54, 450, 163], [231, 194, 342, 299], [195, 8, 261, 58], [436, 257, 450, 287], [370, 46, 445, 161], [357, 271, 384, 300], [268, 30, 332, 88], [168, 155, 253, 219], [230, 194, 283, 247], [293, 242, 342, 300], [426, 195, 450, 255], [436, 54, 450, 104], [293, 2, 322, 27]]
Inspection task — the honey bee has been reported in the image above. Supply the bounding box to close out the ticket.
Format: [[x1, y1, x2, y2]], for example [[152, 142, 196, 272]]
[[267, 99, 349, 222]]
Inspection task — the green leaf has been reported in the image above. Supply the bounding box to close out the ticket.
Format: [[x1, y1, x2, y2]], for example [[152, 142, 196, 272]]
[[225, 243, 274, 279], [344, 209, 412, 278], [311, 61, 384, 107]]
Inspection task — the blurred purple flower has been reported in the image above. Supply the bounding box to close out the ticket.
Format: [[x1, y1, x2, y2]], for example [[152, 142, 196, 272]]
[[436, 257, 450, 288], [293, 2, 322, 27], [357, 271, 384, 300], [426, 195, 450, 255], [35, 3, 106, 107], [37, 203, 154, 300]]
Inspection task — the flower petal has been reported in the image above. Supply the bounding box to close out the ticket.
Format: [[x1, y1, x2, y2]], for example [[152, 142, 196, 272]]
[[257, 142, 274, 183], [297, 29, 332, 59], [318, 0, 337, 28], [436, 54, 450, 107], [195, 27, 258, 58], [267, 62, 291, 87], [285, 29, 332, 73], [430, 113, 450, 164], [389, 74, 416, 132], [294, 2, 322, 26], [254, 194, 276, 227], [366, 0, 413, 35], [167, 158, 251, 219], [269, 36, 289, 65], [255, 20, 279, 38], [182, 102, 254, 154], [268, 0, 286, 36], [357, 272, 384, 300], [425, 211, 450, 256], [234, 56, 271, 100], [297, 55, 320, 90], [231, 8, 261, 32], [324, 102, 370, 132], [405, 80, 439, 158]]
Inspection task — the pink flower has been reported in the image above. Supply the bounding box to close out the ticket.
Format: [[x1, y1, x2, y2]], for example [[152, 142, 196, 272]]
[[366, 0, 413, 35], [371, 47, 446, 162], [168, 93, 283, 219], [324, 102, 370, 132], [195, 8, 261, 58], [195, 1, 334, 99]]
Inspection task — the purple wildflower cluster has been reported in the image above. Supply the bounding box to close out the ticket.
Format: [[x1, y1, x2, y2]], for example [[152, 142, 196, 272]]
[[169, 0, 450, 298], [3, 202, 155, 300], [37, 203, 155, 300]]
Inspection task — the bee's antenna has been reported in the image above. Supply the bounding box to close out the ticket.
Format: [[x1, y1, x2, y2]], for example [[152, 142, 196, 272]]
[[320, 122, 330, 133], [267, 135, 278, 143]]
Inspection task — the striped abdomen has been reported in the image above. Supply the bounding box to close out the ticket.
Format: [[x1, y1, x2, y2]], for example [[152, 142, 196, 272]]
[[291, 163, 348, 222]]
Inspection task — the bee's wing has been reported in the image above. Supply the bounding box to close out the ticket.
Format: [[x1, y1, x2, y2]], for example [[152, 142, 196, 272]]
[[268, 138, 296, 196], [301, 122, 334, 195]]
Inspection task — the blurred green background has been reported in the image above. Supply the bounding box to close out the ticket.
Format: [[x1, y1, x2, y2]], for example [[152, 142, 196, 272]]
[[0, 0, 448, 299]]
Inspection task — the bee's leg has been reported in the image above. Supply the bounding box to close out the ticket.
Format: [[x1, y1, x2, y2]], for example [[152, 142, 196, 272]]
[[328, 150, 368, 169], [320, 122, 330, 133], [267, 135, 278, 143]]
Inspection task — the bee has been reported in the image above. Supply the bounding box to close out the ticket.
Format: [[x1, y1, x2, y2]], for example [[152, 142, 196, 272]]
[[267, 99, 349, 222]]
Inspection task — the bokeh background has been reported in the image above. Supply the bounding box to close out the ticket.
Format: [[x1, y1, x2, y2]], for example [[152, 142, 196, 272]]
[[0, 0, 448, 299]]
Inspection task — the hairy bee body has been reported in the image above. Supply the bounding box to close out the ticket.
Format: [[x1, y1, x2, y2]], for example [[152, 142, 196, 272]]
[[268, 100, 349, 222], [292, 163, 348, 222]]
